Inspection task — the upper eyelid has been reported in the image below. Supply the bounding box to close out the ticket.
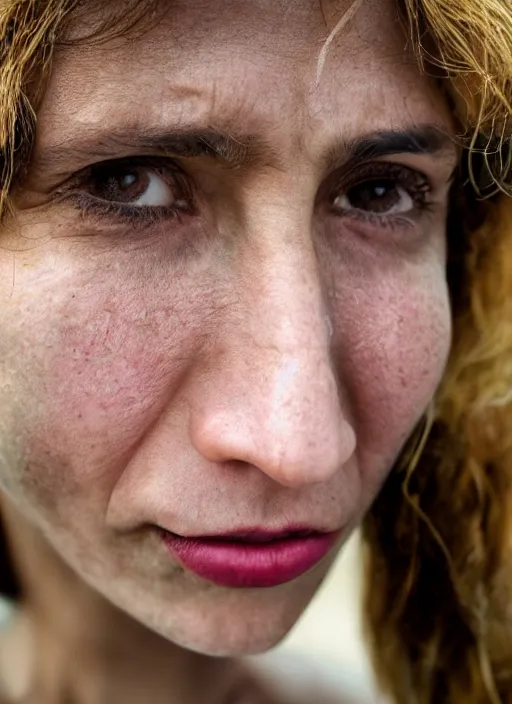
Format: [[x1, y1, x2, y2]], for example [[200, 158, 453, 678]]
[[57, 146, 450, 198], [64, 144, 442, 176], [318, 160, 434, 205], [55, 156, 190, 203], [71, 154, 183, 180], [340, 161, 430, 184], [70, 153, 432, 187]]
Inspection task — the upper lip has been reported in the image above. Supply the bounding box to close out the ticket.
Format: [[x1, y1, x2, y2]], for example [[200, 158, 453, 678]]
[[164, 526, 338, 543]]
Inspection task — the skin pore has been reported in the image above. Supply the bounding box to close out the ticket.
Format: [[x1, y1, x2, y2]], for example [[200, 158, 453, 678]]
[[0, 0, 458, 701]]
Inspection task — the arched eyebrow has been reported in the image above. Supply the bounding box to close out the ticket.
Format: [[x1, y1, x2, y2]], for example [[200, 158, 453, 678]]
[[325, 125, 457, 172], [30, 127, 263, 177], [30, 123, 456, 180]]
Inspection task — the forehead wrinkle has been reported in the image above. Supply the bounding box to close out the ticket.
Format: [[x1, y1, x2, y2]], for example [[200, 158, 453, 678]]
[[32, 0, 455, 186], [34, 61, 305, 179]]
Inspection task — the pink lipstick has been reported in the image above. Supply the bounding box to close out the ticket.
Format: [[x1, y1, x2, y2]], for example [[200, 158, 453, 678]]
[[161, 528, 339, 588]]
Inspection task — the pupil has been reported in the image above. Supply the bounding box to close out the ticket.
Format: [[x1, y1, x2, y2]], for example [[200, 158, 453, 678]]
[[348, 179, 399, 212], [120, 173, 138, 190], [91, 165, 149, 203]]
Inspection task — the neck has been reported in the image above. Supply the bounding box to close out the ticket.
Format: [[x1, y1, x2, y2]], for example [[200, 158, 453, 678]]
[[0, 500, 244, 704]]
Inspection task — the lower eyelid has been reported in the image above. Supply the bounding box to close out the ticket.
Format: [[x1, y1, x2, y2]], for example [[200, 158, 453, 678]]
[[342, 209, 414, 228], [330, 197, 437, 235], [336, 212, 427, 246], [56, 191, 187, 228]]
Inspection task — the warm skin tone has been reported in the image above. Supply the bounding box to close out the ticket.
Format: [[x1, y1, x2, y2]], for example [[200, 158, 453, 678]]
[[0, 0, 458, 702]]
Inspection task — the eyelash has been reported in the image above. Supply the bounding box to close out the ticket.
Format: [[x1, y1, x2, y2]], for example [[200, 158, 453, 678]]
[[56, 156, 433, 230], [55, 156, 194, 228], [327, 161, 433, 229], [68, 193, 186, 227]]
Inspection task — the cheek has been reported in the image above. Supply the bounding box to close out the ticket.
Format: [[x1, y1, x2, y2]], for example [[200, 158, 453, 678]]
[[332, 263, 451, 462], [32, 309, 192, 483], [0, 256, 216, 509]]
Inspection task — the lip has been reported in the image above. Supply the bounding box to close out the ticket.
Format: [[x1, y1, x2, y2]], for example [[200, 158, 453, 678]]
[[161, 527, 340, 588]]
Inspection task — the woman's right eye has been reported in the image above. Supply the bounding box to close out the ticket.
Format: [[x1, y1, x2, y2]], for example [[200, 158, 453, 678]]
[[87, 162, 188, 207], [61, 158, 195, 222]]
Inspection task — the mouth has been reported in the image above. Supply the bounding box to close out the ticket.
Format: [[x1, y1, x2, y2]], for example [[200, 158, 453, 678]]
[[160, 526, 341, 588]]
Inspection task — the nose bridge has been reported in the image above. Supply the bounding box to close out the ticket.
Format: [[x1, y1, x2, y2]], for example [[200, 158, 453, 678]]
[[246, 214, 328, 353], [189, 204, 356, 487]]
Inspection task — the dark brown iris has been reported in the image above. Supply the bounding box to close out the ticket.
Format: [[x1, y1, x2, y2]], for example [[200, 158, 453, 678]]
[[88, 164, 150, 203], [346, 179, 402, 213]]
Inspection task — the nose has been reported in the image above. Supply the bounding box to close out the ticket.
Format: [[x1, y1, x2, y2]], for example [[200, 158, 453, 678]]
[[188, 225, 356, 488]]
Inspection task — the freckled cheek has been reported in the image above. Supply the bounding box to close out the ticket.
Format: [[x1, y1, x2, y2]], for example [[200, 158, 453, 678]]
[[23, 307, 199, 484], [332, 281, 451, 458]]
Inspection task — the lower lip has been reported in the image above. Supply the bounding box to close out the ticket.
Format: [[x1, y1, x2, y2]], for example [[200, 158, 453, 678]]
[[161, 531, 340, 588]]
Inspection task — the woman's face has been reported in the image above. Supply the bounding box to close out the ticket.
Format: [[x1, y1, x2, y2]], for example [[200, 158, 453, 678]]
[[0, 0, 456, 655]]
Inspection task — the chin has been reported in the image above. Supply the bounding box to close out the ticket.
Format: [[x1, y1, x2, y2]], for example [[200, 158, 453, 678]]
[[107, 569, 327, 657], [164, 621, 292, 657], [154, 589, 315, 656]]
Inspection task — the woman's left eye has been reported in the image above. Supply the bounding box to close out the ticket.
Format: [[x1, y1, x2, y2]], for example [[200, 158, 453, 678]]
[[329, 163, 431, 221], [333, 179, 414, 215]]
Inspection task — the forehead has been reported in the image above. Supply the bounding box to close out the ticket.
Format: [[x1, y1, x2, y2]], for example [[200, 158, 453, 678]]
[[37, 0, 452, 161]]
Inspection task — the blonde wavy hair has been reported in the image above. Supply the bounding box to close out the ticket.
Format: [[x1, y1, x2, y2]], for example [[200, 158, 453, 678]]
[[0, 1, 511, 703]]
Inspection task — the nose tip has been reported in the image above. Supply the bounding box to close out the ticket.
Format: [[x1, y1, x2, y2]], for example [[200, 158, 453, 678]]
[[257, 412, 357, 488], [189, 355, 356, 488]]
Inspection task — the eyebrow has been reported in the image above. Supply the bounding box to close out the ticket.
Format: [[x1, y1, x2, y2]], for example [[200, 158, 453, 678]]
[[324, 125, 456, 173], [32, 128, 261, 176], [31, 123, 456, 178]]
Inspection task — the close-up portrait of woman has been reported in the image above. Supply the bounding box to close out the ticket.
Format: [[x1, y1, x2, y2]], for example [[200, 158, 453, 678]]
[[0, 0, 510, 702]]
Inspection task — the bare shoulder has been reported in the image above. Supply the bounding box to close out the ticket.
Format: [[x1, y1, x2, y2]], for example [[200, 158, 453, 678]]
[[242, 649, 382, 704]]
